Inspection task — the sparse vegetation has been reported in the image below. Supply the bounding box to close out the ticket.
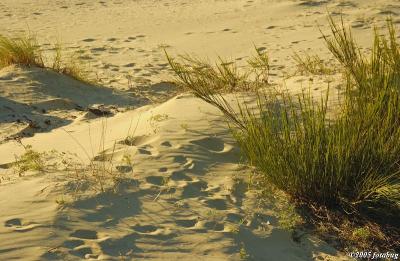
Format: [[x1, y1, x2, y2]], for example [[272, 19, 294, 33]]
[[12, 136, 127, 195], [168, 16, 400, 251], [63, 121, 127, 194], [121, 135, 137, 146], [149, 113, 169, 134], [239, 243, 250, 260], [276, 201, 303, 231], [51, 42, 94, 84], [13, 143, 46, 175], [292, 51, 337, 75], [180, 123, 190, 131], [122, 153, 134, 173]]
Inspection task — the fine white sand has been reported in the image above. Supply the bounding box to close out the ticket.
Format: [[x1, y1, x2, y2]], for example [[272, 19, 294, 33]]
[[0, 0, 398, 260]]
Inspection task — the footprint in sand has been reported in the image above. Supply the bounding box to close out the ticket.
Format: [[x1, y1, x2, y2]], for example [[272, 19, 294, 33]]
[[175, 218, 198, 228], [204, 221, 225, 231], [204, 198, 228, 210], [192, 220, 224, 232], [98, 234, 139, 257], [190, 137, 226, 152], [299, 0, 328, 7], [243, 0, 254, 7], [63, 239, 86, 249], [170, 170, 192, 181], [4, 218, 43, 232], [146, 175, 164, 186], [158, 167, 168, 172], [116, 165, 133, 173], [69, 246, 94, 258], [172, 155, 190, 165], [225, 212, 244, 223], [70, 229, 98, 240], [131, 224, 158, 233], [91, 47, 106, 52], [157, 63, 169, 68], [131, 224, 176, 240], [181, 180, 208, 198], [61, 238, 97, 258], [107, 37, 118, 42], [82, 38, 96, 42], [5, 218, 23, 227], [336, 1, 357, 8], [138, 147, 152, 155], [257, 46, 267, 52], [124, 63, 135, 68]]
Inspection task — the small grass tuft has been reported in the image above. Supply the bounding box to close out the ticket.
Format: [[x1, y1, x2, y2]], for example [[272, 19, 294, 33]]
[[292, 51, 336, 75], [13, 143, 46, 175]]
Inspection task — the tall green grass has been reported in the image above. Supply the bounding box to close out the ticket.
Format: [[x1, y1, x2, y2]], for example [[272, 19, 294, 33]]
[[168, 18, 400, 217]]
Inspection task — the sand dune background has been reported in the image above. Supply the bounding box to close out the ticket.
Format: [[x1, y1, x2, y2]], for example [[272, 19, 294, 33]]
[[0, 0, 398, 260], [1, 0, 396, 89]]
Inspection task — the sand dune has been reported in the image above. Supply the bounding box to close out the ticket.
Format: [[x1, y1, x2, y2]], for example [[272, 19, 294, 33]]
[[1, 0, 398, 260], [0, 94, 350, 260]]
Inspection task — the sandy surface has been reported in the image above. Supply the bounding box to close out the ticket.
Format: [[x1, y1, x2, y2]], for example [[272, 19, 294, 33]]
[[0, 0, 398, 260]]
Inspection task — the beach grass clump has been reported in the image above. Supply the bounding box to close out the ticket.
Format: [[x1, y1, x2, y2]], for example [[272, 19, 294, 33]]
[[166, 47, 269, 93], [0, 33, 44, 68], [168, 17, 400, 249], [0, 33, 94, 84], [166, 47, 270, 129]]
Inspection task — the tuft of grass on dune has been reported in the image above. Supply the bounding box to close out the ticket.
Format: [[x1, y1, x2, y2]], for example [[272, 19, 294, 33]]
[[166, 47, 270, 130], [51, 42, 95, 84], [13, 144, 46, 175], [0, 33, 44, 68], [61, 120, 126, 195], [168, 16, 400, 251], [0, 33, 95, 84]]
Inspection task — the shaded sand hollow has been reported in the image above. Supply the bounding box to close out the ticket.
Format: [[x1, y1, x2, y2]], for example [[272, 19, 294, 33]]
[[0, 0, 398, 260]]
